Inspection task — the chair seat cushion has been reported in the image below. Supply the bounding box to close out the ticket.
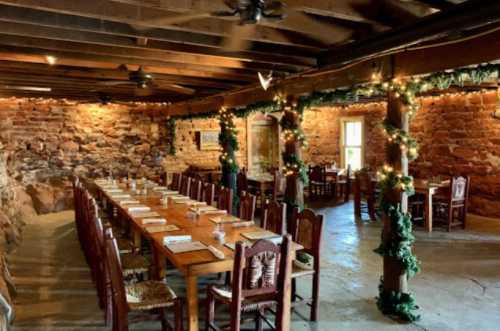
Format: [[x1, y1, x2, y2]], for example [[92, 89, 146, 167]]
[[126, 280, 176, 310], [210, 286, 277, 312], [121, 254, 149, 276]]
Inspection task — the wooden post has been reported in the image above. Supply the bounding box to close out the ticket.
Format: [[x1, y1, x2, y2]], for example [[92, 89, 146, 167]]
[[219, 108, 238, 195], [382, 91, 409, 294], [282, 100, 304, 210]]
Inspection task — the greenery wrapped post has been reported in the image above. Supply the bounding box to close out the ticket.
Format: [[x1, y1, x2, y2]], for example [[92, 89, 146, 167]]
[[375, 89, 420, 322], [166, 117, 176, 155], [218, 107, 239, 201], [279, 95, 308, 211]]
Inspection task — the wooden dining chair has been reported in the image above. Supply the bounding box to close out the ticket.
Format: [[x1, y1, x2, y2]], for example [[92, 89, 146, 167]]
[[238, 191, 256, 221], [205, 235, 293, 331], [308, 165, 329, 197], [104, 229, 183, 331], [289, 208, 324, 321], [236, 169, 249, 197], [179, 176, 191, 196], [217, 186, 233, 215], [433, 176, 470, 231], [201, 182, 216, 206], [169, 173, 181, 191], [354, 170, 379, 221], [335, 167, 352, 203], [262, 200, 286, 235], [190, 179, 203, 201]]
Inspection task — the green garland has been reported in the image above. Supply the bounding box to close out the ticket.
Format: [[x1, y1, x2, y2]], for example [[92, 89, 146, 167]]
[[218, 107, 239, 198], [164, 63, 500, 321], [166, 117, 176, 156], [377, 278, 420, 322]]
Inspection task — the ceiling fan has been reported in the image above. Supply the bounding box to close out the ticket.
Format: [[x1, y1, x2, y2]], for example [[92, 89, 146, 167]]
[[134, 0, 351, 51], [95, 66, 196, 96]]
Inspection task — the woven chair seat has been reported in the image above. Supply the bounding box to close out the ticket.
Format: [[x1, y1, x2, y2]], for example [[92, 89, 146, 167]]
[[121, 254, 149, 276], [126, 280, 177, 311], [291, 262, 315, 278], [116, 237, 134, 254], [211, 286, 276, 313]]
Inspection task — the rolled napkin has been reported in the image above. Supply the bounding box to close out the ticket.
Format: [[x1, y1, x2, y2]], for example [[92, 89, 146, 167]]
[[186, 201, 207, 207], [110, 194, 131, 199], [119, 200, 140, 205], [142, 218, 167, 225], [193, 206, 227, 215], [152, 186, 168, 191], [163, 235, 192, 245], [162, 191, 179, 196], [105, 188, 123, 193], [133, 211, 160, 218], [210, 215, 240, 224], [146, 225, 179, 233], [128, 206, 151, 212], [232, 221, 254, 228], [207, 245, 225, 260]]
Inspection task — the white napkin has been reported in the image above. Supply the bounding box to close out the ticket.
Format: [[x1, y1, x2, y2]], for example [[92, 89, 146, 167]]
[[119, 200, 140, 205], [207, 245, 225, 260], [142, 218, 167, 225], [163, 235, 192, 245], [128, 206, 151, 212]]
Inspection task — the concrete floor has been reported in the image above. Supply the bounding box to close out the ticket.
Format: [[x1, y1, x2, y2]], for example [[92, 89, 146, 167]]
[[9, 202, 500, 331]]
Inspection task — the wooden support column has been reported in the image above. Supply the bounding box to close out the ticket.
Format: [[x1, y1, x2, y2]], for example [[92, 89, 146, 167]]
[[382, 91, 409, 294], [283, 98, 304, 210]]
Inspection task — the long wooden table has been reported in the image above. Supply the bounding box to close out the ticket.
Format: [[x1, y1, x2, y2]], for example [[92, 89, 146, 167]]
[[95, 182, 299, 331]]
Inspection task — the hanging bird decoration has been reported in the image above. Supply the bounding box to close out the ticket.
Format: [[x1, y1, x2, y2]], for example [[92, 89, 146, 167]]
[[258, 71, 273, 91]]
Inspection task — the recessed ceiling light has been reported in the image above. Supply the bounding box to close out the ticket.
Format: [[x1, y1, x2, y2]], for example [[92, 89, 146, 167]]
[[45, 55, 57, 65]]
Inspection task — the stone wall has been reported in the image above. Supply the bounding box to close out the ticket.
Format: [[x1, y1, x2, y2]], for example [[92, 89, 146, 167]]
[[0, 92, 498, 218], [0, 98, 170, 213], [411, 91, 500, 218]]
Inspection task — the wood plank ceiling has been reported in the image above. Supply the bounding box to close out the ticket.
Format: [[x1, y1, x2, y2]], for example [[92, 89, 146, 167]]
[[0, 0, 469, 103]]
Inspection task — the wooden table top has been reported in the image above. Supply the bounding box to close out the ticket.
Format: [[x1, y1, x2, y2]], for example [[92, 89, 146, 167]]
[[96, 182, 301, 277]]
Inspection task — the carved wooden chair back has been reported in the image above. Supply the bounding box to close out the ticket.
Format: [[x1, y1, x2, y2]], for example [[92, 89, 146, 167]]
[[179, 176, 191, 196], [201, 182, 215, 205], [237, 169, 248, 197], [230, 235, 292, 331], [104, 228, 129, 326], [238, 191, 256, 221], [217, 186, 233, 215], [170, 173, 181, 191], [189, 179, 202, 201], [290, 208, 323, 261], [262, 200, 286, 235]]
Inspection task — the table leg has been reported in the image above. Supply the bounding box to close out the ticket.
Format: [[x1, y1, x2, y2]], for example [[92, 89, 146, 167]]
[[152, 246, 166, 280], [186, 275, 199, 331], [354, 185, 361, 218], [260, 183, 266, 207], [424, 191, 433, 233]]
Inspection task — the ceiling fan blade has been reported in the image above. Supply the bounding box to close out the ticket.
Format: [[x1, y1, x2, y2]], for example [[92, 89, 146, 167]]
[[275, 9, 353, 45], [97, 80, 134, 86], [221, 23, 255, 51], [154, 82, 196, 95]]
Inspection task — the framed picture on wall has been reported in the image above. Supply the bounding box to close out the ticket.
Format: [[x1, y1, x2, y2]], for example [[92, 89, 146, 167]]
[[197, 130, 220, 150]]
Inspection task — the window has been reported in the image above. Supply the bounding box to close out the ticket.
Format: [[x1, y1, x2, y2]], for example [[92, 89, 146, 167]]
[[340, 118, 364, 171]]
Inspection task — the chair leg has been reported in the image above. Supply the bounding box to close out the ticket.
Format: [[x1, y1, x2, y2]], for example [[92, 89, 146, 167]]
[[159, 308, 168, 331], [291, 278, 297, 302], [205, 288, 215, 331], [368, 199, 377, 221], [311, 272, 320, 322], [255, 308, 263, 331], [175, 299, 183, 331]]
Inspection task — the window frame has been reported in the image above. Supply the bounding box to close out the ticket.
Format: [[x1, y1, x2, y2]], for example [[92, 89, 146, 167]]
[[340, 116, 365, 170]]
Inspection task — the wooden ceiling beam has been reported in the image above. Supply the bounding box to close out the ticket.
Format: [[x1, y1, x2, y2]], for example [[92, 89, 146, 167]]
[[0, 0, 323, 49], [162, 27, 500, 116], [0, 5, 318, 67], [0, 61, 239, 89], [319, 0, 500, 66], [0, 44, 257, 83], [0, 25, 305, 73]]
